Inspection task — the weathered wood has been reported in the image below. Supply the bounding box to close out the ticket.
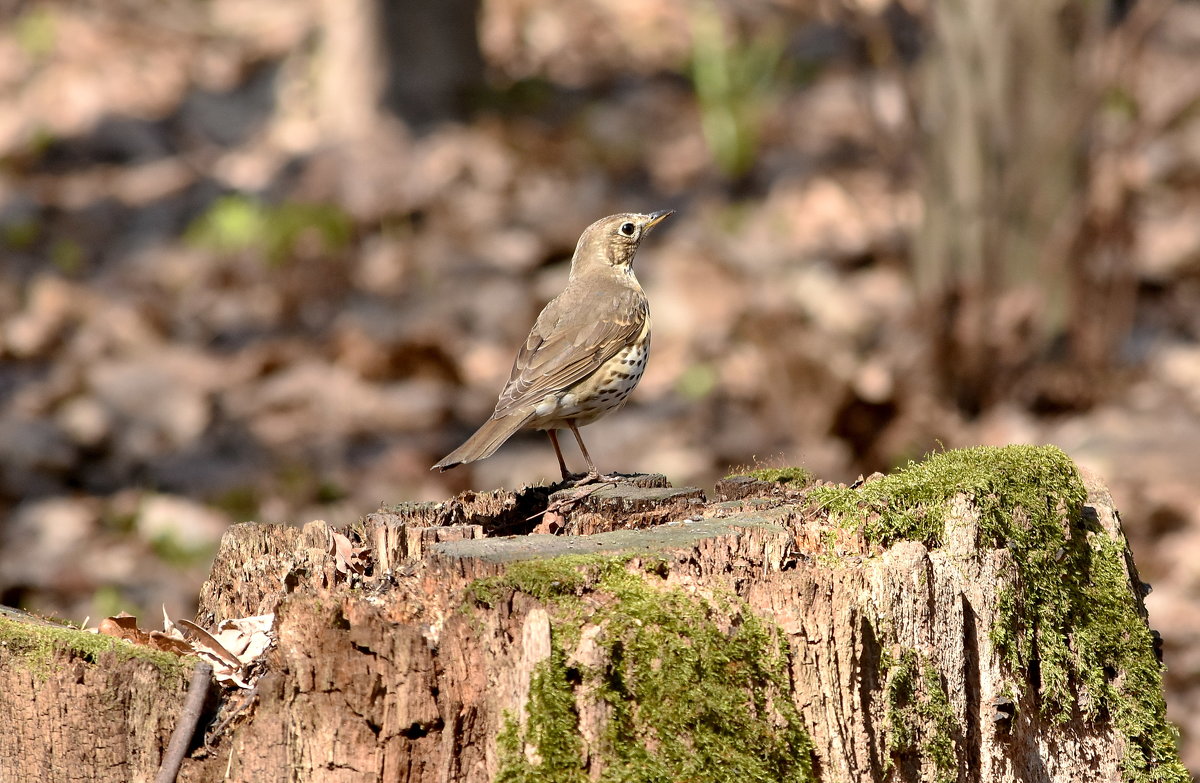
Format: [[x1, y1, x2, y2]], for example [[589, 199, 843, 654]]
[[183, 506, 797, 783], [196, 476, 684, 622], [715, 474, 779, 500], [7, 456, 1187, 783], [545, 482, 707, 535], [195, 521, 326, 625], [176, 461, 1184, 783], [0, 617, 198, 783], [365, 518, 485, 571]]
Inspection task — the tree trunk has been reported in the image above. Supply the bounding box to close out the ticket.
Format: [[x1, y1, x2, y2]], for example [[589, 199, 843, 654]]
[[316, 0, 483, 132], [914, 0, 1141, 413], [1, 448, 1187, 782]]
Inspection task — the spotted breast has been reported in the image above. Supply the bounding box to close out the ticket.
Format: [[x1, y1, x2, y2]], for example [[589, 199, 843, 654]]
[[528, 317, 651, 429]]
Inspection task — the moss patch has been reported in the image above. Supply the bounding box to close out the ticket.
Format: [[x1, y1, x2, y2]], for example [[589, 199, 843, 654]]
[[467, 554, 635, 608], [485, 558, 816, 783], [498, 644, 589, 783], [0, 616, 189, 680], [881, 649, 956, 783], [810, 445, 1187, 783], [743, 466, 815, 488], [1078, 534, 1185, 780], [809, 445, 1085, 547]]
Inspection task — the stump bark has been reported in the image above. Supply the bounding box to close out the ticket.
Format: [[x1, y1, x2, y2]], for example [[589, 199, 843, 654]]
[[0, 611, 199, 783], [1, 448, 1187, 782]]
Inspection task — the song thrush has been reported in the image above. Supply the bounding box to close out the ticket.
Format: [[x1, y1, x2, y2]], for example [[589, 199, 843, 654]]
[[433, 209, 673, 481]]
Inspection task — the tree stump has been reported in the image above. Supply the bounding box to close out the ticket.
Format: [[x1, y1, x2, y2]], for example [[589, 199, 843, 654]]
[[0, 612, 199, 783], [1, 447, 1188, 782]]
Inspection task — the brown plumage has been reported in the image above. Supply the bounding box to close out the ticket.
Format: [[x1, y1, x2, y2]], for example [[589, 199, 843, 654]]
[[433, 209, 673, 480]]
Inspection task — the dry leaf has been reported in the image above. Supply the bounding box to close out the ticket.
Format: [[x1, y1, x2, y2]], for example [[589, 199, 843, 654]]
[[162, 605, 181, 638], [159, 606, 275, 688], [98, 613, 150, 645], [92, 607, 274, 689], [176, 618, 244, 670], [148, 631, 194, 655], [330, 530, 370, 575], [212, 615, 274, 662]]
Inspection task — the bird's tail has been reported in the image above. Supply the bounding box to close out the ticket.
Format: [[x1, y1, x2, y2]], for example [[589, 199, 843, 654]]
[[432, 413, 533, 471]]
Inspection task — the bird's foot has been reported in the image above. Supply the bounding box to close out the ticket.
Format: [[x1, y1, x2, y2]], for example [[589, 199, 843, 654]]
[[568, 470, 633, 486], [556, 471, 596, 487], [555, 467, 640, 487]]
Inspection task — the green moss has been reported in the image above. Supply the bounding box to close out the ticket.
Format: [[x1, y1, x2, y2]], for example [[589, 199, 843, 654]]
[[1079, 535, 1186, 780], [468, 555, 631, 608], [496, 713, 524, 771], [812, 445, 1188, 783], [491, 557, 816, 783], [921, 661, 957, 780], [0, 616, 189, 680], [880, 649, 914, 755], [464, 580, 500, 609], [497, 645, 588, 783], [743, 466, 815, 488], [880, 649, 955, 783], [809, 445, 1085, 547]]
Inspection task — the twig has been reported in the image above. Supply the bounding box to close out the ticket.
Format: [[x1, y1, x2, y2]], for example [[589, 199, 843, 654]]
[[527, 481, 614, 521], [155, 660, 213, 783]]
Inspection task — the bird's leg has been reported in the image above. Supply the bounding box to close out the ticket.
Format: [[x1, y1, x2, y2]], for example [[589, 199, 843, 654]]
[[566, 421, 608, 484], [547, 429, 572, 482]]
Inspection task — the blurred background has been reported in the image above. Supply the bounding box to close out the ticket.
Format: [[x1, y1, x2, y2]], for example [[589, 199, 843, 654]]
[[0, 0, 1198, 770]]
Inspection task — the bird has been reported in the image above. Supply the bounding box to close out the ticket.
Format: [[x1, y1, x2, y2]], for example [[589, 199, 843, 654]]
[[433, 209, 673, 482]]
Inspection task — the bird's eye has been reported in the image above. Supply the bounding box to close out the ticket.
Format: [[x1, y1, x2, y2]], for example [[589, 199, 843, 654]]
[[620, 222, 636, 237]]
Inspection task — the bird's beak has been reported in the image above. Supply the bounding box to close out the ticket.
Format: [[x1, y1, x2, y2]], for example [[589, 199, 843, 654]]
[[644, 209, 674, 230]]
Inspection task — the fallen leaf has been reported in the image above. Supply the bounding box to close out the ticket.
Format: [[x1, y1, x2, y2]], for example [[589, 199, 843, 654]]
[[98, 613, 151, 646], [176, 618, 244, 671], [148, 631, 194, 655], [330, 529, 371, 575]]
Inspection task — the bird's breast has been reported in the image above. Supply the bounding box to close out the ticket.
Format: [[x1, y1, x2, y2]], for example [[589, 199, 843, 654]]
[[528, 320, 651, 429]]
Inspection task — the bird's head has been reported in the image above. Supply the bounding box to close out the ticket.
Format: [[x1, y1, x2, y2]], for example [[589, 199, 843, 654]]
[[572, 209, 674, 273]]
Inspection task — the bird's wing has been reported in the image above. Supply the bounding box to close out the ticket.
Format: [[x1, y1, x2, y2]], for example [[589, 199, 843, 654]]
[[491, 286, 647, 418]]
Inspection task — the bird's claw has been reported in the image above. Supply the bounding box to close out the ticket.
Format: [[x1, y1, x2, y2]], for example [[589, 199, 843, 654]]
[[565, 471, 630, 487]]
